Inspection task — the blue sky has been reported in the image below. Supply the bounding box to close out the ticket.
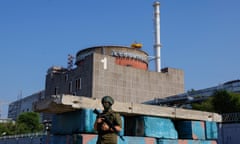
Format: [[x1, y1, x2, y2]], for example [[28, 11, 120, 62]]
[[0, 0, 240, 118]]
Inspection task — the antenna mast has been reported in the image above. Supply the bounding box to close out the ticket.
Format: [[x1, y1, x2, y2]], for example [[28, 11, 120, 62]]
[[67, 54, 74, 70]]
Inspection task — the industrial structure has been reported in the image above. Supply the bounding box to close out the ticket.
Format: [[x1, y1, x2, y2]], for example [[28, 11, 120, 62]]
[[7, 90, 47, 121], [44, 45, 184, 104], [146, 79, 240, 108], [153, 1, 162, 72]]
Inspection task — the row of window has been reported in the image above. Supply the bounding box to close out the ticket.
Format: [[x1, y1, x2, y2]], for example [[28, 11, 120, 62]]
[[54, 78, 82, 95]]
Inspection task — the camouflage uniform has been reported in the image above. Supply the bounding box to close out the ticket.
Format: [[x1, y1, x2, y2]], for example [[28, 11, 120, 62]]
[[95, 96, 122, 144], [96, 110, 122, 144]]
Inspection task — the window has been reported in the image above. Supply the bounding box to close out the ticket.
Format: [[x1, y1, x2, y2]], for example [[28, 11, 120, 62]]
[[65, 74, 69, 82], [69, 81, 72, 93], [75, 78, 81, 90], [54, 87, 58, 95]]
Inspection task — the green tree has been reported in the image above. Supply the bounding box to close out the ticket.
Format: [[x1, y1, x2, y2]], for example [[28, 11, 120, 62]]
[[0, 112, 43, 136], [211, 90, 240, 113], [0, 122, 16, 136], [192, 90, 240, 113], [192, 97, 214, 112], [16, 112, 43, 134]]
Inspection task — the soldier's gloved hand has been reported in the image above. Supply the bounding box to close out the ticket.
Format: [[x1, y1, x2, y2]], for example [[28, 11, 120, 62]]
[[96, 118, 104, 123], [101, 122, 110, 131]]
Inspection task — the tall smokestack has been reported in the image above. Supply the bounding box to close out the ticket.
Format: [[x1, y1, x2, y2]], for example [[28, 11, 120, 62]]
[[153, 1, 161, 72]]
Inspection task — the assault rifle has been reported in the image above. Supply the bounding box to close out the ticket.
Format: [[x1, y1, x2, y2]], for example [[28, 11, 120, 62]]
[[93, 109, 125, 141]]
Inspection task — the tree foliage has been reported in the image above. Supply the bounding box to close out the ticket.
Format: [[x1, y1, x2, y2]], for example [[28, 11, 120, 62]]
[[0, 112, 43, 136], [192, 97, 214, 112], [192, 90, 240, 113], [0, 122, 16, 136], [16, 112, 43, 133]]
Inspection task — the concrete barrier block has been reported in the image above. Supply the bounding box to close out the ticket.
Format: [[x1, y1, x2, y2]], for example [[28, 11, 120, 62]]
[[176, 120, 205, 140], [125, 116, 178, 139], [205, 121, 218, 140]]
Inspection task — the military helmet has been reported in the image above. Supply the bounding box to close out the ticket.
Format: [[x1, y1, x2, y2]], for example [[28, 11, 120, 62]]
[[101, 96, 114, 105]]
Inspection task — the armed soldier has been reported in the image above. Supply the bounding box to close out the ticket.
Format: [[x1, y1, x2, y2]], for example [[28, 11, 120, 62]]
[[94, 96, 122, 144]]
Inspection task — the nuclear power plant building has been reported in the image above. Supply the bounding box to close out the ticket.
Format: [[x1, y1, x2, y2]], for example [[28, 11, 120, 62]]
[[45, 45, 184, 104]]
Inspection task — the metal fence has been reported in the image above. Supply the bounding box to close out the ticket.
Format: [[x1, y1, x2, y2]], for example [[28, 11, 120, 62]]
[[222, 112, 240, 122], [0, 132, 46, 140]]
